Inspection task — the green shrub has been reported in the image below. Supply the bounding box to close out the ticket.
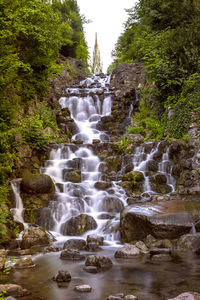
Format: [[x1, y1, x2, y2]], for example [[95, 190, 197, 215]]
[[21, 116, 48, 151], [127, 126, 146, 136]]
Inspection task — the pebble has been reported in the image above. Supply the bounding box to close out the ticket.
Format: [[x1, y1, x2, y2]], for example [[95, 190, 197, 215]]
[[75, 285, 92, 292]]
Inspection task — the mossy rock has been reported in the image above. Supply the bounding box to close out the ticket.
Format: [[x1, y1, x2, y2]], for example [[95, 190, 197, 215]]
[[150, 173, 172, 194], [122, 171, 144, 182], [64, 170, 81, 183], [21, 171, 55, 194], [105, 156, 121, 173], [23, 194, 50, 223], [120, 181, 142, 197], [61, 214, 97, 236]]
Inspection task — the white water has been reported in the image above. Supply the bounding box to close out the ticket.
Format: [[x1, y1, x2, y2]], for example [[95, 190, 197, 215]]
[[10, 179, 28, 230], [40, 74, 126, 244], [132, 142, 176, 198], [39, 74, 176, 244]]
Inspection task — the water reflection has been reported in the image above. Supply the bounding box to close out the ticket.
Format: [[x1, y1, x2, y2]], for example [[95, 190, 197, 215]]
[[7, 248, 200, 300]]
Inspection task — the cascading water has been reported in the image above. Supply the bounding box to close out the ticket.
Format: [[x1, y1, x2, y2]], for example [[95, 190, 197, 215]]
[[131, 142, 176, 198], [40, 74, 127, 244], [10, 179, 28, 229]]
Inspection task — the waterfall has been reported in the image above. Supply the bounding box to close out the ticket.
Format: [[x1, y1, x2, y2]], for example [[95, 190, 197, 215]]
[[38, 74, 176, 244], [39, 74, 127, 244], [10, 179, 28, 229], [132, 142, 176, 198]]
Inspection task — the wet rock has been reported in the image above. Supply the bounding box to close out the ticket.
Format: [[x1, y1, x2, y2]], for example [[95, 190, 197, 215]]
[[15, 256, 35, 268], [101, 196, 124, 213], [21, 171, 55, 194], [146, 160, 158, 172], [61, 214, 97, 236], [63, 170, 81, 183], [107, 296, 123, 300], [85, 255, 113, 269], [4, 297, 17, 300], [53, 270, 71, 282], [0, 284, 30, 298], [125, 295, 138, 300], [150, 173, 172, 194], [63, 239, 86, 250], [151, 254, 172, 262], [177, 233, 200, 253], [98, 213, 115, 220], [122, 171, 144, 182], [35, 207, 55, 231], [75, 285, 92, 292], [115, 243, 148, 258], [83, 266, 98, 273], [168, 292, 200, 300], [87, 235, 104, 246], [44, 246, 62, 253], [94, 182, 112, 190], [86, 243, 102, 252], [120, 205, 195, 242], [150, 248, 172, 256], [60, 249, 85, 260], [21, 226, 50, 249], [105, 156, 122, 173]]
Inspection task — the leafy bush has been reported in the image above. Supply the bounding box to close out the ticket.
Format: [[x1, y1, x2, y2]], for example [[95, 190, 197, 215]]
[[21, 116, 49, 151], [0, 185, 9, 237], [127, 126, 146, 136]]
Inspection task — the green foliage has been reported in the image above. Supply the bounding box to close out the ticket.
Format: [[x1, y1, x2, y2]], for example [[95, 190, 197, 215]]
[[111, 0, 200, 139], [131, 173, 137, 186], [21, 116, 49, 151], [0, 185, 9, 236], [127, 126, 145, 136], [0, 0, 88, 184], [0, 290, 6, 299], [116, 136, 131, 152], [0, 129, 18, 184]]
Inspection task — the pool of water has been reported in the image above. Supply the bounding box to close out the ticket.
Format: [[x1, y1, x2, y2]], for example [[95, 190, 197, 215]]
[[4, 247, 200, 300]]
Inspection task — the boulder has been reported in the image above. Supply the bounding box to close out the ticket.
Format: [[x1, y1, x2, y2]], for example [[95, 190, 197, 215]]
[[14, 257, 35, 268], [87, 235, 104, 246], [101, 197, 124, 213], [150, 173, 172, 194], [60, 249, 85, 260], [151, 254, 172, 262], [85, 255, 113, 269], [53, 270, 71, 282], [177, 233, 200, 253], [63, 239, 86, 250], [115, 243, 148, 258], [75, 285, 92, 292], [21, 171, 54, 194], [122, 171, 144, 182], [0, 284, 30, 298], [61, 214, 97, 236], [94, 182, 112, 190], [168, 292, 200, 300], [120, 205, 195, 242], [21, 226, 50, 249], [83, 266, 98, 273], [86, 243, 102, 252], [63, 170, 81, 183]]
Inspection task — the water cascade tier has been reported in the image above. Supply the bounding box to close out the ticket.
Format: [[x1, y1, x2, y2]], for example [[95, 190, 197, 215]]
[[38, 74, 176, 243], [39, 75, 127, 243]]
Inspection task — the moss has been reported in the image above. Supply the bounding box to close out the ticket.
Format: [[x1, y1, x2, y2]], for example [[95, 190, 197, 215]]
[[23, 194, 50, 223]]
